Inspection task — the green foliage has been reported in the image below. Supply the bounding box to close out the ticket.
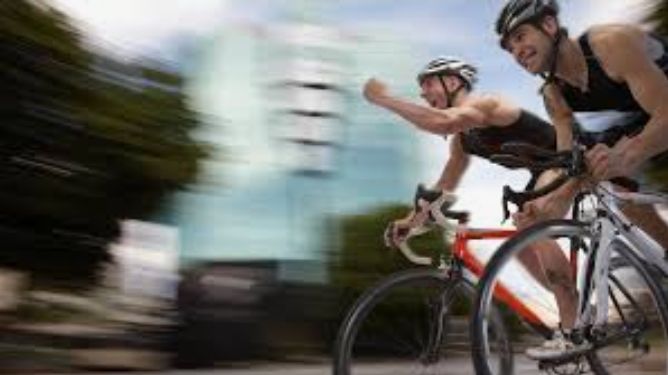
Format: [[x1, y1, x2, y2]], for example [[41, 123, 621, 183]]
[[646, 0, 668, 36], [329, 204, 451, 311], [323, 204, 468, 353], [0, 1, 209, 284]]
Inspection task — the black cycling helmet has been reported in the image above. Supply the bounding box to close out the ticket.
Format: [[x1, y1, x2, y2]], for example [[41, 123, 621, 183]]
[[496, 0, 563, 82], [496, 0, 559, 49]]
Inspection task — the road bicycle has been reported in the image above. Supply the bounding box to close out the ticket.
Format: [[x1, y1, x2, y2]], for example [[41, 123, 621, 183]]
[[471, 143, 668, 375], [333, 184, 568, 375]]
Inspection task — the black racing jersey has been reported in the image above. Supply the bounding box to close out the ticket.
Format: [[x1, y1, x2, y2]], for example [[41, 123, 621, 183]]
[[556, 31, 668, 147], [459, 110, 556, 163]]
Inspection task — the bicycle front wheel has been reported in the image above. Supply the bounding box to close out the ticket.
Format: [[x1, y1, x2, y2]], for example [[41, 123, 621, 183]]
[[334, 268, 512, 375], [471, 219, 668, 375]]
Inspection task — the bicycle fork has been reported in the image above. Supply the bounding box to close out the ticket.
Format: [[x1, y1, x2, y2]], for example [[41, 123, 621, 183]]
[[576, 216, 615, 334], [420, 281, 459, 364]]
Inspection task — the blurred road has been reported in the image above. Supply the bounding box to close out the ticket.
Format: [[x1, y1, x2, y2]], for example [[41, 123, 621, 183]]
[[70, 354, 666, 375], [68, 357, 490, 375]]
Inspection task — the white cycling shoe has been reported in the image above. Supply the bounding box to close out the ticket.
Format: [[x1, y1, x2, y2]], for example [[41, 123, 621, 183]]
[[525, 331, 592, 361]]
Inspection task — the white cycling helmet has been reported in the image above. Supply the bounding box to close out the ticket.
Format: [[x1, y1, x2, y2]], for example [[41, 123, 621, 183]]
[[416, 57, 478, 90]]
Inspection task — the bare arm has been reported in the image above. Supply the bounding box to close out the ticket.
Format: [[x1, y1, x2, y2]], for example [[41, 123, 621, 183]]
[[512, 88, 582, 225], [538, 84, 582, 194], [363, 78, 488, 135], [434, 134, 470, 191], [391, 137, 469, 235], [592, 27, 668, 163], [541, 83, 574, 151]]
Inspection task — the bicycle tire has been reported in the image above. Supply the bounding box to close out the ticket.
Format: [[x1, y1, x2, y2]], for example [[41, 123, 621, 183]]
[[470, 219, 668, 375], [334, 268, 513, 375]]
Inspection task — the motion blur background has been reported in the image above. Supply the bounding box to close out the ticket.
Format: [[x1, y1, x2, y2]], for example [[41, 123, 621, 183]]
[[0, 0, 665, 370]]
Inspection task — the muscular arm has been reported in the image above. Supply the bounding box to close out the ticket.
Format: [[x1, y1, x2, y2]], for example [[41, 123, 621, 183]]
[[592, 27, 668, 163], [395, 136, 469, 230], [434, 134, 470, 191], [360, 76, 492, 135], [511, 87, 583, 224], [541, 83, 574, 151], [538, 84, 582, 194], [373, 95, 487, 135]]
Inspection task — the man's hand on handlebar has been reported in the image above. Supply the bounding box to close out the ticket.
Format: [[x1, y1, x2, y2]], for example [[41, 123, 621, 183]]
[[383, 209, 427, 248], [511, 170, 579, 228], [512, 196, 560, 229], [383, 184, 458, 248], [585, 137, 641, 182]]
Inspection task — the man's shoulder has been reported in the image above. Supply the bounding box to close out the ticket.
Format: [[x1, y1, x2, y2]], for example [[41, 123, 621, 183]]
[[470, 93, 520, 117], [470, 92, 514, 109], [584, 24, 648, 78], [585, 24, 646, 55]]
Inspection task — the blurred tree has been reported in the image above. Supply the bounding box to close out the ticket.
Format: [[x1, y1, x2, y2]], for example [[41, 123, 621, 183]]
[[647, 0, 668, 35], [328, 204, 450, 311], [323, 204, 461, 348], [0, 1, 208, 287]]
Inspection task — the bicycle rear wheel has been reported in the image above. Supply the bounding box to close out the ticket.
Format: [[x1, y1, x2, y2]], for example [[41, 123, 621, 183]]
[[471, 220, 668, 375], [334, 268, 512, 375]]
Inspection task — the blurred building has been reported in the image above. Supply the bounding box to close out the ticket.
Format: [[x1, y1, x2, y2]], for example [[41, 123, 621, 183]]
[[160, 2, 427, 284]]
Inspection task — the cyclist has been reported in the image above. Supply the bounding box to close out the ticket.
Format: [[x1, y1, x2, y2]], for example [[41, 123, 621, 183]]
[[496, 0, 668, 360], [363, 56, 578, 337]]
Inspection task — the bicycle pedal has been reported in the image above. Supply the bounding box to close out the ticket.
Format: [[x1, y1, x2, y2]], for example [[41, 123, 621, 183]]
[[535, 347, 591, 367], [538, 357, 586, 375]]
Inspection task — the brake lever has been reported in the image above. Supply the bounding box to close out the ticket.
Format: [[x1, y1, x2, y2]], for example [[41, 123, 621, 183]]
[[502, 187, 511, 223]]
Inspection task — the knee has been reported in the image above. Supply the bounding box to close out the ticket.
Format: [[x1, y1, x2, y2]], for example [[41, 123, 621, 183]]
[[545, 269, 574, 290]]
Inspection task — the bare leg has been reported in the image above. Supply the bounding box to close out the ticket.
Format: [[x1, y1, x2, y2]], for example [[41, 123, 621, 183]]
[[514, 170, 579, 329], [517, 241, 578, 329]]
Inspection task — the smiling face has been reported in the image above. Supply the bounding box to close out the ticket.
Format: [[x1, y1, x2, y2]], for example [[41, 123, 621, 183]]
[[503, 17, 559, 75]]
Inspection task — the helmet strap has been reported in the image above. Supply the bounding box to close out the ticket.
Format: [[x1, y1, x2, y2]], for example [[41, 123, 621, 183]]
[[438, 75, 464, 108], [538, 25, 564, 83]]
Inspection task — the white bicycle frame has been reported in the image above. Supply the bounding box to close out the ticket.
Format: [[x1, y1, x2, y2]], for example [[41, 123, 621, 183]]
[[575, 181, 668, 329]]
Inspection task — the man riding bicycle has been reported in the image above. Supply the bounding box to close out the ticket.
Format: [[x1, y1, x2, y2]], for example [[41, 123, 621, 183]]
[[362, 56, 579, 342], [496, 0, 668, 360]]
